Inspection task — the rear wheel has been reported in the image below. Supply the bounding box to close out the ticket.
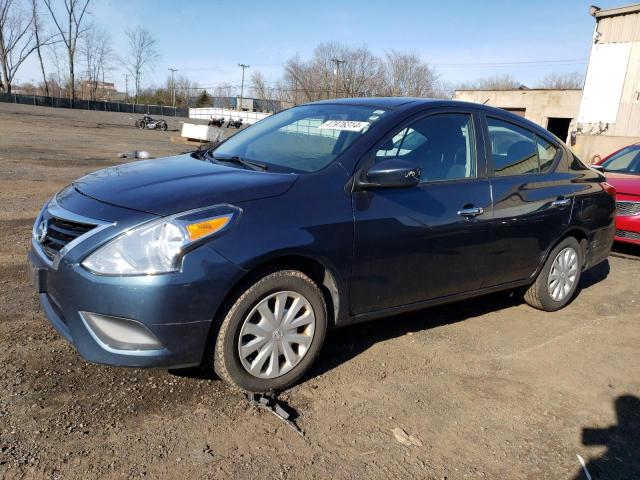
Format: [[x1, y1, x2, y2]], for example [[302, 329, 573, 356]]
[[161, 122, 167, 131], [212, 270, 327, 392], [524, 237, 582, 311], [135, 120, 144, 129]]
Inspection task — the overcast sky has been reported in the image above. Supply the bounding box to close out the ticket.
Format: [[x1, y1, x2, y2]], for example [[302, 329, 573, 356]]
[[16, 0, 626, 92]]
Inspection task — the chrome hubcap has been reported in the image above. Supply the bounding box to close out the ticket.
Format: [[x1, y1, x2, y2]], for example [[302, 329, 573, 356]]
[[548, 247, 579, 302], [238, 291, 315, 379]]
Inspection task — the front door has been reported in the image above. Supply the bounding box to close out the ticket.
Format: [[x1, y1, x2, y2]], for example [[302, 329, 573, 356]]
[[350, 110, 493, 315]]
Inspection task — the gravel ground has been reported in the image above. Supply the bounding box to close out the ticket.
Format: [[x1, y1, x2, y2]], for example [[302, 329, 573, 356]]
[[0, 103, 639, 480]]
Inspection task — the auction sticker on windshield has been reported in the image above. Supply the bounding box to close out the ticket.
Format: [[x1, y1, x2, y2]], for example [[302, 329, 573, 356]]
[[319, 120, 370, 132]]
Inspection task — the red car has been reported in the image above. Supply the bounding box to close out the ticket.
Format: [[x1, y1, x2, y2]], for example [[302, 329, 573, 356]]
[[594, 144, 640, 245]]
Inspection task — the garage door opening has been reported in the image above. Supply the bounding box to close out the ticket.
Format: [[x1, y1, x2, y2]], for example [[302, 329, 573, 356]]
[[547, 117, 572, 142]]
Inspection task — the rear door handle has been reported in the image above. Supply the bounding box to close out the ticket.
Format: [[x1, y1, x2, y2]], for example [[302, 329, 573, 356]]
[[457, 206, 484, 218], [552, 198, 571, 208]]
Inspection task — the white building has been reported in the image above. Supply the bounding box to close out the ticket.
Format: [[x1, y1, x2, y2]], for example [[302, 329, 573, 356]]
[[575, 3, 640, 162]]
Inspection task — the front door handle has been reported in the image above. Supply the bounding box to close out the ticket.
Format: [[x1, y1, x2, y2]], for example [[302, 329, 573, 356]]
[[457, 206, 484, 218], [552, 198, 571, 208]]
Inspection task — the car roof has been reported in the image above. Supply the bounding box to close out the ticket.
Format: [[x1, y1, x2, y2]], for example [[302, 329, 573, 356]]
[[307, 97, 431, 109], [305, 97, 523, 116], [304, 97, 558, 142]]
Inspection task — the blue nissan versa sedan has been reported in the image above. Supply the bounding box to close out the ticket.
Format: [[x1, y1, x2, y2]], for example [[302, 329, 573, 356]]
[[29, 98, 615, 392]]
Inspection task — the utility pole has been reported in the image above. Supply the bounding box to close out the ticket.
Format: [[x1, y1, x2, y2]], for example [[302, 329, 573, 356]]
[[123, 74, 129, 101], [331, 58, 346, 98], [168, 68, 178, 107], [238, 63, 250, 111]]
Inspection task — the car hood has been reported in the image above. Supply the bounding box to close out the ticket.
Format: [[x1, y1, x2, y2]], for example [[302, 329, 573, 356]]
[[73, 154, 298, 216], [605, 172, 640, 196]]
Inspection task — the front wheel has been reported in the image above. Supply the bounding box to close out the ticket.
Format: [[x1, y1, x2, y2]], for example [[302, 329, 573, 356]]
[[160, 122, 167, 131], [524, 237, 583, 311], [135, 120, 144, 129], [212, 270, 327, 392]]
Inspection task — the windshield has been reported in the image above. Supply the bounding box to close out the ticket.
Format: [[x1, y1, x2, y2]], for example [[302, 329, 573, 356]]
[[602, 146, 640, 174], [213, 104, 386, 173]]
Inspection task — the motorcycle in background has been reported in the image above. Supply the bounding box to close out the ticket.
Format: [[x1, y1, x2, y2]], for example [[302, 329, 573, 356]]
[[208, 117, 225, 127], [135, 114, 168, 131], [227, 118, 243, 129]]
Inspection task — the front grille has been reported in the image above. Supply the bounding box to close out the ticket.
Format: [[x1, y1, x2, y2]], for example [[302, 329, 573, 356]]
[[616, 201, 640, 216], [42, 216, 96, 259], [615, 229, 640, 241]]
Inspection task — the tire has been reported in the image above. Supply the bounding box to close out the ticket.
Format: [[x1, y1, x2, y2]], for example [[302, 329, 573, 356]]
[[524, 237, 583, 311], [135, 120, 144, 129], [212, 270, 327, 392], [161, 122, 167, 131]]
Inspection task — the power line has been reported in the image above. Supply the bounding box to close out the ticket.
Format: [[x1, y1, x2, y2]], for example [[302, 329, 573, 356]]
[[435, 58, 588, 67]]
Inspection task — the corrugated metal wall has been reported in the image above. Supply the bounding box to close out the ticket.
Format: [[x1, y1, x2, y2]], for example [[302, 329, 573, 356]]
[[597, 12, 640, 42], [574, 9, 640, 160]]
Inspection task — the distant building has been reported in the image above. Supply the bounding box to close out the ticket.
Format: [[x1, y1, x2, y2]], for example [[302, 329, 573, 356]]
[[454, 88, 582, 143], [210, 96, 288, 113], [79, 80, 118, 100], [575, 3, 640, 162]]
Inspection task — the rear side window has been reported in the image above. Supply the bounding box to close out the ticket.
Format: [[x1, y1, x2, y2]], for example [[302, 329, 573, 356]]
[[487, 117, 558, 176], [537, 136, 558, 172]]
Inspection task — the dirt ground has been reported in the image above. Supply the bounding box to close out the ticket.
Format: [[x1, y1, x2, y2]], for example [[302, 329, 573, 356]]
[[0, 103, 639, 480]]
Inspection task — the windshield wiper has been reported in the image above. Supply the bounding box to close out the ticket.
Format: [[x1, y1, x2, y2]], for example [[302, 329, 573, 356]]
[[211, 154, 268, 171]]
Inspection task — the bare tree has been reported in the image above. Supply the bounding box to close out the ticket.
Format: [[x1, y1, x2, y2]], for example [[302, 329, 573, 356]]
[[537, 71, 583, 89], [458, 74, 521, 90], [43, 0, 91, 102], [47, 39, 65, 96], [281, 43, 444, 102], [0, 0, 37, 93], [31, 0, 50, 95], [380, 50, 440, 97], [79, 26, 112, 100], [174, 74, 198, 106], [124, 25, 159, 104], [284, 43, 383, 102], [213, 82, 234, 108], [250, 70, 267, 99], [339, 45, 383, 97]]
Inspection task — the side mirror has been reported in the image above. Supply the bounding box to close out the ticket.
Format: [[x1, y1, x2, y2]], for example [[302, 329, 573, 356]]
[[590, 164, 605, 173], [355, 158, 421, 190]]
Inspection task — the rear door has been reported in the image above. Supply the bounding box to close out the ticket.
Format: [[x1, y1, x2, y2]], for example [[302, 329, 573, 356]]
[[481, 114, 575, 286], [350, 108, 494, 315]]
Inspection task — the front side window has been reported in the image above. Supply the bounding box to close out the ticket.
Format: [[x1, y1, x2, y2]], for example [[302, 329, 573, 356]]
[[601, 146, 640, 174], [488, 117, 559, 176], [374, 113, 477, 182], [213, 104, 386, 173]]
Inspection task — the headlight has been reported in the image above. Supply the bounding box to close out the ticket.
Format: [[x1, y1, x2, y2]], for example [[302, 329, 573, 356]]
[[82, 207, 237, 275]]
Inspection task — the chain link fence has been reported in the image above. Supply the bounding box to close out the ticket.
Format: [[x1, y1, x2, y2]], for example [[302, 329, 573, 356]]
[[0, 92, 189, 117]]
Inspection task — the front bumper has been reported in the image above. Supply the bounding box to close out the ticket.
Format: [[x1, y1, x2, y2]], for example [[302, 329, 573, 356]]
[[29, 192, 244, 369], [614, 215, 640, 245]]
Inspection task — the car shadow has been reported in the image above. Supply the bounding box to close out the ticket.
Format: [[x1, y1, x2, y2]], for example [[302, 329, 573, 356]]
[[307, 289, 521, 381], [577, 259, 610, 291], [612, 242, 640, 258], [573, 394, 640, 480], [170, 261, 611, 388], [308, 261, 611, 382]]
